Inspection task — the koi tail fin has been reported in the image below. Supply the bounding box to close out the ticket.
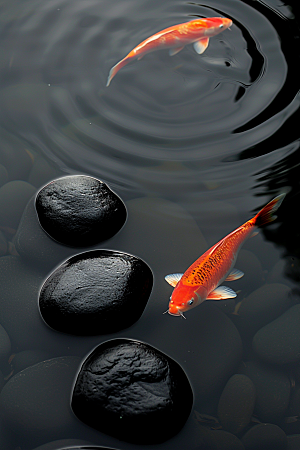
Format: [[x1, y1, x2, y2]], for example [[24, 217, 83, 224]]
[[106, 56, 132, 87], [254, 193, 286, 227]]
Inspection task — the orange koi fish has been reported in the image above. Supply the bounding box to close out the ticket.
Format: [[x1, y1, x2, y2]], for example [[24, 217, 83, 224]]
[[165, 194, 285, 318], [106, 17, 232, 86]]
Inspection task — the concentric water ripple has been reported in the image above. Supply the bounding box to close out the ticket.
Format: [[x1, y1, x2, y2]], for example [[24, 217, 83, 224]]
[[0, 0, 298, 193]]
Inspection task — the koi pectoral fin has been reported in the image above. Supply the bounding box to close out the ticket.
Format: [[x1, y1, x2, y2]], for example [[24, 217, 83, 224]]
[[169, 46, 184, 56], [165, 273, 183, 287], [206, 286, 237, 300], [225, 269, 244, 281], [193, 38, 209, 54]]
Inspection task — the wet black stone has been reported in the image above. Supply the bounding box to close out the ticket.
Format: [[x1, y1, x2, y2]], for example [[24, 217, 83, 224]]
[[241, 423, 287, 450], [0, 356, 81, 447], [39, 250, 153, 335], [71, 338, 193, 444], [35, 175, 127, 247], [239, 361, 290, 423], [253, 304, 300, 365], [217, 374, 256, 435]]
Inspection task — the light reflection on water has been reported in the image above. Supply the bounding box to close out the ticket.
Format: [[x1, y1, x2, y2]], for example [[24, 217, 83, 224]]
[[0, 0, 300, 448]]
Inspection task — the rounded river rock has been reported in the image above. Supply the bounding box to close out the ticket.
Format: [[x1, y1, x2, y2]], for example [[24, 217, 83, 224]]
[[35, 175, 127, 246], [217, 374, 256, 435], [253, 304, 300, 365], [39, 250, 153, 335], [71, 338, 193, 444]]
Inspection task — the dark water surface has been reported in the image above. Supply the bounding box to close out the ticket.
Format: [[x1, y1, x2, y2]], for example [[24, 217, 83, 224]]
[[1, 0, 300, 448]]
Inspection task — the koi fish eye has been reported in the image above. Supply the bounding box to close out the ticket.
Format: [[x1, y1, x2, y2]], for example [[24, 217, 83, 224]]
[[188, 299, 194, 306], [219, 24, 224, 28]]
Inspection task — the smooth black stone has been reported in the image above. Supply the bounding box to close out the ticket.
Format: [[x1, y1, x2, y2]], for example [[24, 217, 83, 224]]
[[39, 250, 153, 335], [239, 361, 290, 423], [241, 423, 287, 450], [35, 175, 127, 246], [217, 374, 256, 435], [72, 338, 193, 444], [253, 304, 300, 365]]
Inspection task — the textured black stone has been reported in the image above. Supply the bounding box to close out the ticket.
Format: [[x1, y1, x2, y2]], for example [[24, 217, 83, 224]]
[[35, 175, 127, 247], [39, 250, 153, 335], [71, 338, 193, 444]]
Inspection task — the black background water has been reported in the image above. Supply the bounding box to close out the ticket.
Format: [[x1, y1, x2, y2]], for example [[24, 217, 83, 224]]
[[1, 0, 300, 448]]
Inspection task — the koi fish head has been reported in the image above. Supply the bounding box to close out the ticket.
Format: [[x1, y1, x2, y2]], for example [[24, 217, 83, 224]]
[[168, 284, 206, 317], [189, 17, 232, 37]]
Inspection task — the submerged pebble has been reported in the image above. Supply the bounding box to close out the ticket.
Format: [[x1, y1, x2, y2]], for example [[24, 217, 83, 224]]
[[0, 324, 11, 368], [0, 356, 81, 448], [217, 374, 256, 435], [35, 175, 127, 246], [236, 283, 292, 336], [241, 423, 287, 450], [253, 304, 300, 365], [14, 197, 75, 270], [39, 250, 153, 335], [287, 435, 300, 450], [239, 360, 290, 422], [0, 180, 36, 230], [11, 350, 53, 374], [72, 338, 193, 444], [195, 428, 246, 450], [31, 440, 95, 450]]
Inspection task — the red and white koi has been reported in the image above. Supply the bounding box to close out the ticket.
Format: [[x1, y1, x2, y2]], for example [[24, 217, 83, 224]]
[[165, 194, 285, 318], [106, 17, 232, 86]]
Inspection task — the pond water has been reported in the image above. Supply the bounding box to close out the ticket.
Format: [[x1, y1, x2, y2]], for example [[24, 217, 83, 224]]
[[1, 0, 300, 448]]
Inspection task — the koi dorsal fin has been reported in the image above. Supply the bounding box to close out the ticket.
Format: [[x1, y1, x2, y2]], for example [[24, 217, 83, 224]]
[[225, 269, 244, 281], [165, 273, 183, 287]]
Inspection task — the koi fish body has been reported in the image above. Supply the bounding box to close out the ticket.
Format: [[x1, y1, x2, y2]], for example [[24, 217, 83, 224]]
[[106, 17, 232, 86], [165, 194, 286, 318]]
